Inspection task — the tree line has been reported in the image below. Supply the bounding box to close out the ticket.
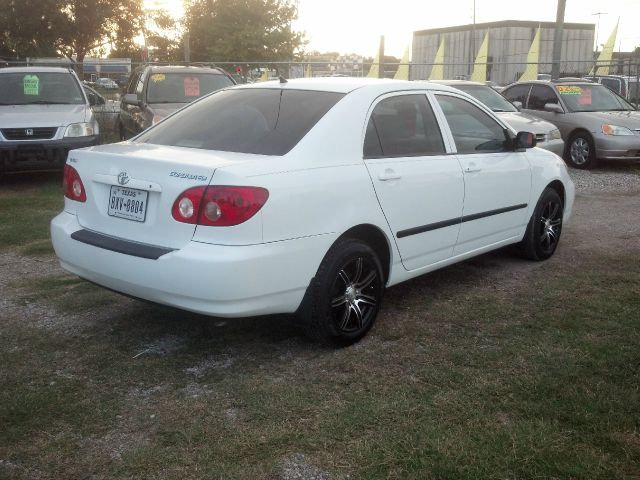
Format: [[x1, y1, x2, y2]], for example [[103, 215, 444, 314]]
[[0, 0, 304, 63]]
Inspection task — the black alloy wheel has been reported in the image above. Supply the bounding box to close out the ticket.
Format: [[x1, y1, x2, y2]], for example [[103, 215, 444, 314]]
[[519, 187, 564, 261], [301, 238, 384, 346]]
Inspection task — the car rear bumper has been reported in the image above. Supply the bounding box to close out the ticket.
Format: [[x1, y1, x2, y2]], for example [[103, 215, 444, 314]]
[[51, 211, 333, 318], [0, 136, 99, 172]]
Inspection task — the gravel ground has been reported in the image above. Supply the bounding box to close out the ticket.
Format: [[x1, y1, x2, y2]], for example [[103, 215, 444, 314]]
[[568, 163, 639, 194]]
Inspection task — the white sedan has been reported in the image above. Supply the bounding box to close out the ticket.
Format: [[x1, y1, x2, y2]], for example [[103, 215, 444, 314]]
[[51, 78, 574, 346]]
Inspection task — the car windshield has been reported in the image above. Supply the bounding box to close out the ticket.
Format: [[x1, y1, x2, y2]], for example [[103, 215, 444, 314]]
[[0, 72, 84, 105], [453, 84, 518, 112], [146, 72, 234, 104], [137, 88, 345, 155], [557, 83, 634, 112]]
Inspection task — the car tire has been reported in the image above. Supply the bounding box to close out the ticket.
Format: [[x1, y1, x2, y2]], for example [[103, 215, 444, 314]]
[[518, 188, 564, 261], [566, 132, 597, 169], [300, 238, 384, 346]]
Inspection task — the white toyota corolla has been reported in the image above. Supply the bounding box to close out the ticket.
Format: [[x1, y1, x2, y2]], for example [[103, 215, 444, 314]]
[[51, 78, 574, 345]]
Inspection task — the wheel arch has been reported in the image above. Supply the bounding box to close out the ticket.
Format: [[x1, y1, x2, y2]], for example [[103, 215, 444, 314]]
[[336, 224, 392, 283], [565, 127, 595, 154], [545, 179, 566, 206]]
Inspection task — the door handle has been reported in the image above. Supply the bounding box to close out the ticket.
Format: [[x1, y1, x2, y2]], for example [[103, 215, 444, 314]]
[[378, 169, 401, 181], [464, 164, 482, 173]]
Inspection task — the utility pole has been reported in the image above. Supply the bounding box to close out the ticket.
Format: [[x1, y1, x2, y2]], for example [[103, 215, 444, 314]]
[[469, 0, 476, 77], [551, 0, 566, 79], [378, 35, 385, 79]]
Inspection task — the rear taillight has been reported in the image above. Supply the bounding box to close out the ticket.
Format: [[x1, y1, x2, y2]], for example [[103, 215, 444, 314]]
[[172, 186, 269, 226], [63, 164, 86, 202]]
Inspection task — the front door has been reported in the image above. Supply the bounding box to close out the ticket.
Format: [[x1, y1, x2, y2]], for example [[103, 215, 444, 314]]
[[433, 93, 532, 255]]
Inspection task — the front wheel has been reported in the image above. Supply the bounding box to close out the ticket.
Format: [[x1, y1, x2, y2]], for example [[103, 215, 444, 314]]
[[300, 238, 384, 346], [518, 188, 564, 261], [566, 133, 597, 169]]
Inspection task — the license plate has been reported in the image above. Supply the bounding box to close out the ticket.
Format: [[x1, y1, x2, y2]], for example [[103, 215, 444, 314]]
[[108, 186, 148, 222]]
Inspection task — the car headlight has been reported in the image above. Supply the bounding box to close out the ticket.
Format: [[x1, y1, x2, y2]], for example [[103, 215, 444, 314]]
[[601, 124, 634, 136], [64, 122, 98, 138], [548, 128, 562, 140]]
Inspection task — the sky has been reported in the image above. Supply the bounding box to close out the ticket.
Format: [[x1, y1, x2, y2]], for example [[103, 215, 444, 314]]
[[147, 0, 640, 57]]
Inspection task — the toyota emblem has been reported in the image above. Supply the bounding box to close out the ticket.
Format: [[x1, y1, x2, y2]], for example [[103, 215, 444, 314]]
[[117, 171, 130, 185]]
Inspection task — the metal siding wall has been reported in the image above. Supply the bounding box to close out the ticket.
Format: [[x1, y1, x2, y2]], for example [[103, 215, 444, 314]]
[[411, 23, 595, 84]]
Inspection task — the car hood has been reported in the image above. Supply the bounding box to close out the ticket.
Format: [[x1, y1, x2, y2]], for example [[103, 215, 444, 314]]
[[0, 104, 89, 128], [495, 110, 556, 134], [569, 110, 640, 129]]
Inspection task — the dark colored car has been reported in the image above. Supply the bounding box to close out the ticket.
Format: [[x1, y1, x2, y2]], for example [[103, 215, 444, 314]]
[[118, 65, 235, 140], [502, 80, 640, 169]]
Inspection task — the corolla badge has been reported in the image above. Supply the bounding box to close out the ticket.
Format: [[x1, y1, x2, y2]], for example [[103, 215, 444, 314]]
[[117, 171, 130, 185]]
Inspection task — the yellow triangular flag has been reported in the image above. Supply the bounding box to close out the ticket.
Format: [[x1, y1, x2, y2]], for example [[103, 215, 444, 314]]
[[470, 32, 489, 82], [519, 27, 541, 81], [592, 21, 619, 75], [367, 51, 380, 78], [394, 45, 410, 80], [259, 69, 269, 82], [429, 38, 445, 80]]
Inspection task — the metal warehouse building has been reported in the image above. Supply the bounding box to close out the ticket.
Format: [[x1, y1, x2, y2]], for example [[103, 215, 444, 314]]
[[411, 20, 595, 85]]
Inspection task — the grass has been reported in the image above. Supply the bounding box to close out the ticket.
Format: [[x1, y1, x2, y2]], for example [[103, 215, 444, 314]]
[[0, 173, 63, 256], [1, 248, 639, 479]]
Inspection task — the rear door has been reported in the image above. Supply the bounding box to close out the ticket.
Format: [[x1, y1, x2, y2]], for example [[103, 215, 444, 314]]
[[363, 92, 465, 271], [433, 93, 532, 255]]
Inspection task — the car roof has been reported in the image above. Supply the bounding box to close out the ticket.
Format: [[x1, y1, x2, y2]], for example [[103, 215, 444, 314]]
[[233, 77, 464, 95], [0, 66, 74, 74], [139, 65, 229, 75], [504, 79, 598, 89], [430, 80, 488, 87]]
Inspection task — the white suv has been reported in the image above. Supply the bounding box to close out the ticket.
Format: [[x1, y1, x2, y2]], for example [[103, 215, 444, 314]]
[[0, 66, 99, 173]]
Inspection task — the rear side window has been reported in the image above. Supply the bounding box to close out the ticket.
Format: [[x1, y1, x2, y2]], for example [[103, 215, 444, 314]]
[[503, 84, 531, 107], [137, 89, 344, 155], [363, 94, 445, 158]]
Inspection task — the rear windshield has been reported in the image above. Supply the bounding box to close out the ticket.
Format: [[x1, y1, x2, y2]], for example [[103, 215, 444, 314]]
[[137, 88, 345, 155], [557, 84, 634, 112], [146, 72, 234, 104], [0, 72, 84, 105]]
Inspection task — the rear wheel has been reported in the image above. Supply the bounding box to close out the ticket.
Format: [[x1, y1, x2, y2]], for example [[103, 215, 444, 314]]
[[518, 188, 564, 261], [301, 238, 384, 346], [566, 132, 597, 169]]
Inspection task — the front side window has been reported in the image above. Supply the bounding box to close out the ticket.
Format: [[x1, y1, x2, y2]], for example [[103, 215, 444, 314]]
[[436, 94, 509, 154], [503, 84, 531, 107], [363, 94, 445, 158], [528, 85, 560, 111], [146, 73, 234, 104], [137, 88, 344, 156], [0, 72, 84, 105]]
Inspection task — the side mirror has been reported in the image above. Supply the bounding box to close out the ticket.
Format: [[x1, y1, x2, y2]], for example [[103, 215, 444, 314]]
[[123, 93, 141, 106], [514, 131, 536, 151], [544, 102, 563, 114], [512, 100, 523, 110], [88, 93, 97, 106]]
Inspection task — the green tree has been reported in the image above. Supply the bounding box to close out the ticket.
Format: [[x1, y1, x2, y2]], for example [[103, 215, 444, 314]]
[[0, 0, 143, 63], [0, 0, 61, 58], [185, 0, 304, 62]]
